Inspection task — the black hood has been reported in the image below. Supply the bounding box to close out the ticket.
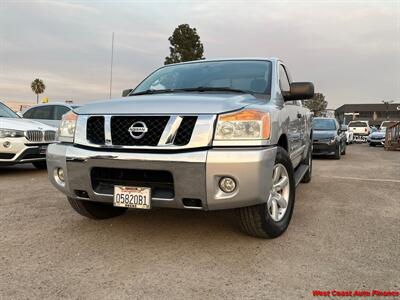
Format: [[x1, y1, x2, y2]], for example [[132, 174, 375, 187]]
[[313, 130, 337, 140]]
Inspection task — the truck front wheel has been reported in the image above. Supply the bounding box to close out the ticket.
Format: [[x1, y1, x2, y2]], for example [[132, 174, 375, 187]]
[[237, 147, 295, 239], [67, 197, 127, 219]]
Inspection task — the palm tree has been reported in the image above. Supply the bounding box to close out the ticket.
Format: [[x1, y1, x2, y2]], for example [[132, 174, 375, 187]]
[[31, 78, 46, 104]]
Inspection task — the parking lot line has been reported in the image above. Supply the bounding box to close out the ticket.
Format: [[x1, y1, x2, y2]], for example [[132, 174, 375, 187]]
[[319, 175, 400, 183]]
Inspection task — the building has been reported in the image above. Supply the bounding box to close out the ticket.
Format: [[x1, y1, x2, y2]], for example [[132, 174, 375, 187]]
[[2, 100, 75, 112], [335, 103, 400, 127], [2, 101, 33, 112]]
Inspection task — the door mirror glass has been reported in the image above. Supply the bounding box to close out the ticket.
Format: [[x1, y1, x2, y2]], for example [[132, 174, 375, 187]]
[[283, 82, 314, 101]]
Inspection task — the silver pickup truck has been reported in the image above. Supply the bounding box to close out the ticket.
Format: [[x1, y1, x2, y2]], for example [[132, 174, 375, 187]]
[[47, 58, 314, 238]]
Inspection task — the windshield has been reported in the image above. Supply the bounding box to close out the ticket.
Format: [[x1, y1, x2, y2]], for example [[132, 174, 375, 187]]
[[132, 60, 272, 95], [313, 118, 337, 130], [348, 121, 368, 127], [0, 102, 19, 118]]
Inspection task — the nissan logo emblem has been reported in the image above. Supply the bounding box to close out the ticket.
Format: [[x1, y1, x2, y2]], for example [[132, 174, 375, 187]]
[[128, 121, 148, 139]]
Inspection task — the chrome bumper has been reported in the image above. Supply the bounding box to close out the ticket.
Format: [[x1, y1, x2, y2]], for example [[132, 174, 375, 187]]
[[47, 144, 277, 210]]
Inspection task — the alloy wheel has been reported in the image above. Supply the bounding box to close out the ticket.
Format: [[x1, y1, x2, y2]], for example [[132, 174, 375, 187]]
[[267, 163, 290, 222]]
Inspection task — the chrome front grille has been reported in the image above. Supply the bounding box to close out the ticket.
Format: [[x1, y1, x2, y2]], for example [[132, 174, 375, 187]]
[[26, 130, 44, 142], [44, 130, 56, 142], [25, 130, 56, 142], [78, 114, 215, 150]]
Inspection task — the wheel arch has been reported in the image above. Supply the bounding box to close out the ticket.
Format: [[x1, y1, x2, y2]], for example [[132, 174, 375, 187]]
[[277, 134, 289, 152]]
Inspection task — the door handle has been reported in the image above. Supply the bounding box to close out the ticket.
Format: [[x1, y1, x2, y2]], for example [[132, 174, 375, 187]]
[[297, 112, 302, 119]]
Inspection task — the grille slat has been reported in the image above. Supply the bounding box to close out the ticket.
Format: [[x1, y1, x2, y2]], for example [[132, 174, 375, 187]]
[[87, 117, 105, 144], [26, 130, 44, 142], [111, 116, 169, 146]]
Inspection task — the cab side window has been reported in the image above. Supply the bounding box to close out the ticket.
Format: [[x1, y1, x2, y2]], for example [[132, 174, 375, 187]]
[[55, 106, 70, 120]]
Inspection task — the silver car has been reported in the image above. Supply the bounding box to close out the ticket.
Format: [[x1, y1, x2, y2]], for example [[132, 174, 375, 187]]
[[0, 102, 57, 169], [21, 103, 79, 127]]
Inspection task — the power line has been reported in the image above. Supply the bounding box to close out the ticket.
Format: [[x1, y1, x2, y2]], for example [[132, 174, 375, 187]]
[[109, 32, 114, 99]]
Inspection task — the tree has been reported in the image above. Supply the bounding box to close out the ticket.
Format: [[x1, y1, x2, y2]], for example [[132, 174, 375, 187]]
[[31, 78, 46, 104], [165, 24, 205, 65], [304, 93, 327, 116]]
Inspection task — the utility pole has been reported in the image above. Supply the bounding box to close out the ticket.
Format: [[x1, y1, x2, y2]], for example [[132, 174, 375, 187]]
[[109, 32, 115, 99], [382, 100, 393, 120]]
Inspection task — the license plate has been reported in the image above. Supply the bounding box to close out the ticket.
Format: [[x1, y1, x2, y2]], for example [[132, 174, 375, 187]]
[[39, 145, 47, 155], [113, 186, 151, 209]]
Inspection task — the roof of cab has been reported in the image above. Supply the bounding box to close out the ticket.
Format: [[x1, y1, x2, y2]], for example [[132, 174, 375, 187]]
[[165, 57, 281, 66]]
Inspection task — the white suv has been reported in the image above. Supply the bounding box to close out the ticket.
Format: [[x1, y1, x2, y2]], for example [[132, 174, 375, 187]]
[[0, 102, 57, 169]]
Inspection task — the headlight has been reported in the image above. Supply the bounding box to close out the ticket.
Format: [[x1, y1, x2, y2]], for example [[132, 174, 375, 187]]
[[215, 109, 270, 140], [328, 138, 336, 145], [57, 111, 77, 143], [0, 129, 24, 138]]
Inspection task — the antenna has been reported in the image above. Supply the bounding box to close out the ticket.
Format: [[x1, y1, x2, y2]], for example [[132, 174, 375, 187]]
[[109, 32, 114, 99]]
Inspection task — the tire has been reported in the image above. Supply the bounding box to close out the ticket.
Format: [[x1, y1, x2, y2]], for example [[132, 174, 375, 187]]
[[236, 147, 295, 239], [301, 143, 312, 183], [32, 161, 47, 169], [334, 144, 341, 159], [67, 197, 127, 219]]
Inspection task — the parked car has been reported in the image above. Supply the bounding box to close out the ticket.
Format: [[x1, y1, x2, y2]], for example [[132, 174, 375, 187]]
[[341, 124, 354, 144], [348, 120, 370, 142], [21, 103, 79, 127], [0, 102, 57, 169], [312, 117, 346, 159], [47, 58, 315, 239], [368, 121, 398, 147]]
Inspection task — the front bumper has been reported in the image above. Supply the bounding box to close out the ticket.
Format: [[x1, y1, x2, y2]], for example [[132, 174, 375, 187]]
[[0, 137, 49, 166], [312, 142, 337, 155], [369, 137, 385, 145], [47, 144, 277, 211]]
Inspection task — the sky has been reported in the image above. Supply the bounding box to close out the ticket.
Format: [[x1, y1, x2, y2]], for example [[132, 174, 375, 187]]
[[0, 0, 399, 109]]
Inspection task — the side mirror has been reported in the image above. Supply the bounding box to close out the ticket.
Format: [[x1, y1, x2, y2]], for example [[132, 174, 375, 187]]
[[122, 89, 133, 97], [283, 82, 314, 101]]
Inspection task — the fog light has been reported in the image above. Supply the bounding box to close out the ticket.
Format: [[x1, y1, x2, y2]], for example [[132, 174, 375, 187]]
[[56, 168, 65, 182], [3, 141, 11, 148], [219, 177, 237, 193]]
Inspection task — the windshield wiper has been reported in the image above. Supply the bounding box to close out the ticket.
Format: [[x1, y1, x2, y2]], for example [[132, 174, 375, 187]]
[[131, 89, 175, 96], [178, 86, 252, 94], [131, 86, 253, 96]]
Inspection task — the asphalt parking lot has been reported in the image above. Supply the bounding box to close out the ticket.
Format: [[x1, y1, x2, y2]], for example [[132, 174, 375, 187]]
[[0, 143, 399, 299]]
